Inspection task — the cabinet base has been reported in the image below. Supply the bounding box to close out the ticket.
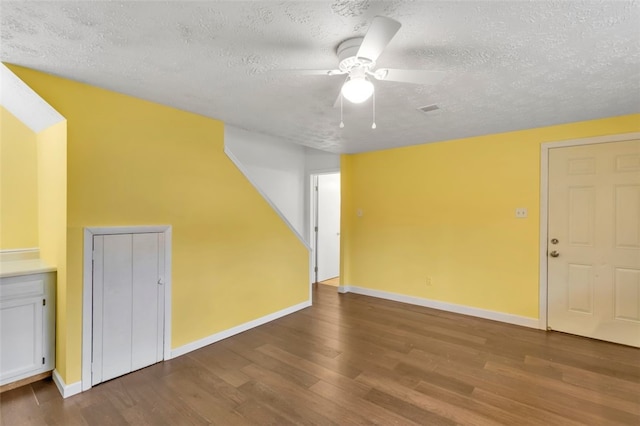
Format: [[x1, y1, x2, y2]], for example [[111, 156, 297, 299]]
[[0, 371, 52, 394]]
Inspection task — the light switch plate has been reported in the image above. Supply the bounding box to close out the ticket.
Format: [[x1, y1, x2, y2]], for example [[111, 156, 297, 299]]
[[515, 208, 528, 218]]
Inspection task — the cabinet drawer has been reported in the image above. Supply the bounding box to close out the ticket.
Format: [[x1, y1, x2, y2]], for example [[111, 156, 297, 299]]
[[0, 279, 44, 300]]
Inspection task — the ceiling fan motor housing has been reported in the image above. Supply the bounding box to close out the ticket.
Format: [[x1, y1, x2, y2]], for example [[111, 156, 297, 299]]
[[337, 37, 375, 72]]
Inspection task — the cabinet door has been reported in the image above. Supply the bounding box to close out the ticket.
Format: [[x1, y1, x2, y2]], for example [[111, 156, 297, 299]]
[[0, 296, 44, 382]]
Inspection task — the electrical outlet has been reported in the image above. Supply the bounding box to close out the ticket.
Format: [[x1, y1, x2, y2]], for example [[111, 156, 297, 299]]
[[425, 276, 432, 286], [515, 208, 528, 218]]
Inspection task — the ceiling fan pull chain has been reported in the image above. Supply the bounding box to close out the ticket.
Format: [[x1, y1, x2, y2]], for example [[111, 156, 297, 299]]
[[340, 94, 345, 128], [371, 91, 377, 129]]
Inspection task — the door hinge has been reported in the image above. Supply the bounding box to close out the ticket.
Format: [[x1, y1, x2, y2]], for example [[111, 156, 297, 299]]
[[314, 226, 318, 232], [43, 299, 46, 306], [315, 186, 318, 191], [314, 266, 318, 272], [42, 357, 45, 365]]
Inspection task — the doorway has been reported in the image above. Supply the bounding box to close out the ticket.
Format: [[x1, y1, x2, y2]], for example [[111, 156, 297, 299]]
[[82, 226, 172, 391], [312, 173, 341, 286], [541, 134, 640, 347]]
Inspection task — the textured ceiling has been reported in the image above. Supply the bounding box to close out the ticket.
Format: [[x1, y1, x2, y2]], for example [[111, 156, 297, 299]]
[[2, 1, 639, 153]]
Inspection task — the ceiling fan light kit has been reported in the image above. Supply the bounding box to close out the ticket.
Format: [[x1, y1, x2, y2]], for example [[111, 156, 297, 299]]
[[341, 75, 374, 103]]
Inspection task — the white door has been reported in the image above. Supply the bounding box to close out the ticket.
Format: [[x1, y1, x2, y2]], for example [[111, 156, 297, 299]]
[[548, 139, 640, 347], [317, 173, 341, 282], [92, 233, 165, 385]]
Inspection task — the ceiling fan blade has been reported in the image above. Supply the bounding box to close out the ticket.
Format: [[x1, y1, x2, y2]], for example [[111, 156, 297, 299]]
[[333, 77, 349, 108], [333, 91, 342, 109], [373, 69, 446, 85], [356, 16, 401, 62], [279, 69, 344, 76]]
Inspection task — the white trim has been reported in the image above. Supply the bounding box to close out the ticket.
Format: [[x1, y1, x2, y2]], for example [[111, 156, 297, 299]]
[[162, 228, 173, 361], [308, 168, 341, 176], [538, 132, 640, 331], [540, 132, 640, 150], [0, 248, 40, 262], [171, 300, 311, 358], [308, 169, 341, 287], [224, 146, 311, 251], [339, 285, 539, 329], [52, 369, 82, 398], [539, 151, 549, 331], [82, 225, 172, 392], [0, 247, 39, 253], [307, 166, 340, 175], [82, 226, 171, 236], [309, 174, 319, 285]]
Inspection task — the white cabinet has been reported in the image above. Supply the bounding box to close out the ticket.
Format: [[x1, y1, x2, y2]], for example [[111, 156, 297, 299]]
[[0, 272, 56, 386]]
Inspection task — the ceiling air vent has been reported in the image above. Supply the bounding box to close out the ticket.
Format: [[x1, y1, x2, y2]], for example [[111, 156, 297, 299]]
[[417, 104, 439, 114]]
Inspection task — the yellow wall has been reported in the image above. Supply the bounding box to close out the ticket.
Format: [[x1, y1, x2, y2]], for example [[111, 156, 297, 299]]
[[341, 114, 640, 319], [10, 65, 309, 384], [36, 120, 68, 378], [0, 107, 39, 249]]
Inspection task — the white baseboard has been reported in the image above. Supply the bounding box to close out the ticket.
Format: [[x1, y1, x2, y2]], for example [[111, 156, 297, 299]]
[[52, 369, 82, 399], [170, 300, 311, 359], [339, 285, 539, 329]]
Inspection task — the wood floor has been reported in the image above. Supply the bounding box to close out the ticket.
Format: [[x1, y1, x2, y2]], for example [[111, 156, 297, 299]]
[[318, 277, 340, 287], [2, 284, 639, 425]]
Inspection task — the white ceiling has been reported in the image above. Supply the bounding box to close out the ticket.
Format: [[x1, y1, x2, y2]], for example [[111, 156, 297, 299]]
[[2, 1, 639, 153]]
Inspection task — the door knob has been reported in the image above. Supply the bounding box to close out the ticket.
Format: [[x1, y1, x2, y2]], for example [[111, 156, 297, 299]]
[[549, 250, 560, 258]]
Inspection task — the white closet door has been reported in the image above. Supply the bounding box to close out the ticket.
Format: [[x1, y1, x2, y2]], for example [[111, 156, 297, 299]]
[[92, 233, 163, 385]]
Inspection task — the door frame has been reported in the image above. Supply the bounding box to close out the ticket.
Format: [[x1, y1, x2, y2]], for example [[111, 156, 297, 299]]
[[81, 225, 172, 392], [309, 170, 340, 286], [538, 132, 640, 331]]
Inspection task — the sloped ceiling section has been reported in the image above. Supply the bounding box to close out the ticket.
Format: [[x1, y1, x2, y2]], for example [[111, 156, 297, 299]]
[[1, 1, 639, 153], [0, 64, 64, 132]]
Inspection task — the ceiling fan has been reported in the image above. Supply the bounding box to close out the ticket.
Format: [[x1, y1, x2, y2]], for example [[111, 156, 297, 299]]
[[293, 16, 446, 105]]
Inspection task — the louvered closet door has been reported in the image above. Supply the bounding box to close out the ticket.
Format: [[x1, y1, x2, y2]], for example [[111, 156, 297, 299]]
[[92, 233, 164, 385], [548, 139, 640, 347]]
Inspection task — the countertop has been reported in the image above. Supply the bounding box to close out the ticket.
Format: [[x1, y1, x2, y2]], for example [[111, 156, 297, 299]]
[[0, 259, 56, 278]]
